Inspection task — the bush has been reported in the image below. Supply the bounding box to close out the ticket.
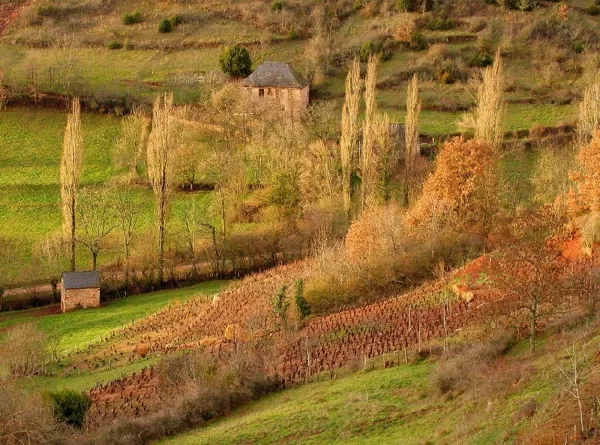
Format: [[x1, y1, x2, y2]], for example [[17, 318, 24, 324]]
[[0, 383, 59, 444], [294, 279, 311, 318], [0, 323, 47, 377], [158, 18, 173, 33], [48, 389, 91, 428], [409, 32, 429, 51], [108, 41, 124, 50], [432, 332, 515, 396], [123, 11, 143, 25], [288, 27, 300, 40], [271, 0, 284, 11], [468, 51, 494, 67], [586, 4, 600, 15], [171, 15, 183, 26], [396, 0, 414, 11], [220, 45, 252, 77], [37, 5, 60, 18], [426, 17, 455, 31]]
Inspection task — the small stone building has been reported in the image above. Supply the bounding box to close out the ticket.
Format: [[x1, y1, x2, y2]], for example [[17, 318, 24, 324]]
[[244, 61, 310, 114], [61, 271, 101, 313]]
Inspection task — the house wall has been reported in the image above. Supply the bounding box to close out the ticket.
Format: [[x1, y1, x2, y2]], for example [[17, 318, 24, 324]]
[[61, 287, 100, 313], [249, 86, 310, 114]]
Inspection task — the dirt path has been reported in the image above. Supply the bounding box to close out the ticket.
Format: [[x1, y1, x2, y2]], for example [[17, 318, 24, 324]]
[[0, 2, 27, 36]]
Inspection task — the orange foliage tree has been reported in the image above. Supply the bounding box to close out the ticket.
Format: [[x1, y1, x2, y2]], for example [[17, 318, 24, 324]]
[[570, 131, 600, 214], [407, 137, 499, 242]]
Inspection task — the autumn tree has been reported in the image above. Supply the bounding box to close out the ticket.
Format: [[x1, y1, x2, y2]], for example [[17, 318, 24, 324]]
[[460, 49, 504, 146], [113, 106, 149, 183], [408, 137, 499, 244], [404, 74, 421, 207], [570, 131, 600, 214], [77, 188, 118, 270], [147, 93, 181, 284], [340, 58, 362, 217], [60, 97, 84, 271]]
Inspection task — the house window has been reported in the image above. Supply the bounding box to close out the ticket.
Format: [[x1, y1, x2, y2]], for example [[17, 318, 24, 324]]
[[259, 88, 265, 97]]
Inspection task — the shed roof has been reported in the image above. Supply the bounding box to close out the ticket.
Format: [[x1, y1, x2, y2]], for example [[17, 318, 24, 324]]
[[244, 62, 309, 89], [62, 271, 100, 290]]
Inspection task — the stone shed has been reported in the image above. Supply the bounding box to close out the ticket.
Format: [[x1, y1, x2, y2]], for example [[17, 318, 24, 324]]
[[244, 61, 310, 114], [61, 271, 101, 313]]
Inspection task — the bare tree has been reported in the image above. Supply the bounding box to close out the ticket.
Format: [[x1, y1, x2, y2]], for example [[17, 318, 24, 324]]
[[556, 341, 589, 440], [404, 73, 421, 207], [340, 58, 362, 217], [147, 93, 181, 284], [113, 187, 141, 288], [113, 106, 149, 183], [460, 49, 504, 146], [77, 188, 118, 270], [491, 242, 564, 351], [361, 55, 379, 212], [32, 233, 65, 302], [60, 97, 84, 272]]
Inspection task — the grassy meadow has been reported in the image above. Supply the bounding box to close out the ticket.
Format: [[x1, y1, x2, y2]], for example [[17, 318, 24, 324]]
[[159, 337, 567, 445], [0, 107, 217, 285]]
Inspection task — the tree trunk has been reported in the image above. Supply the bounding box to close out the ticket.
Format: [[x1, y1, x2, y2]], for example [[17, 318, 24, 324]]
[[124, 242, 130, 290], [50, 280, 59, 303], [92, 251, 98, 270], [0, 287, 4, 312], [70, 195, 76, 271]]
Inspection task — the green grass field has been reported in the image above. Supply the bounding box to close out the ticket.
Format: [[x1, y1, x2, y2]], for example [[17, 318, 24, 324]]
[[159, 352, 554, 445], [0, 280, 228, 353], [0, 107, 216, 284]]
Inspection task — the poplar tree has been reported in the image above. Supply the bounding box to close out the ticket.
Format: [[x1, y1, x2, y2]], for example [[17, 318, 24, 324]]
[[404, 74, 421, 207], [60, 98, 84, 271], [340, 58, 362, 217], [147, 93, 179, 284]]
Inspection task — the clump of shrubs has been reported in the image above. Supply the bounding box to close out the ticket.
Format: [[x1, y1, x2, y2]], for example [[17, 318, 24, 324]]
[[409, 32, 429, 51], [586, 4, 600, 15], [88, 345, 281, 445], [0, 323, 47, 377], [468, 51, 494, 67], [158, 16, 182, 33], [123, 11, 143, 25], [37, 5, 60, 18], [426, 16, 455, 31], [108, 41, 124, 50], [158, 18, 173, 33], [271, 0, 284, 11], [432, 332, 516, 396], [48, 389, 91, 428]]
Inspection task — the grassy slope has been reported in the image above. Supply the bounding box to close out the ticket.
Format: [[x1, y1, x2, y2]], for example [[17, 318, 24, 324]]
[[159, 359, 544, 445], [0, 280, 228, 353], [161, 327, 600, 445]]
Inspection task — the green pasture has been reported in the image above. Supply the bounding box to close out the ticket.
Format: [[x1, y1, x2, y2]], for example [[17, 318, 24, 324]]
[[0, 280, 228, 353]]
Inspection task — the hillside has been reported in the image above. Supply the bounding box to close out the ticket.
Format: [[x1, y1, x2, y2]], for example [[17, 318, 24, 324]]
[[2, 0, 600, 444]]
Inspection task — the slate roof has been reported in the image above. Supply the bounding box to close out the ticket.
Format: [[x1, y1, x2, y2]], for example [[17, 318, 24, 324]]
[[62, 271, 100, 290], [244, 62, 309, 89]]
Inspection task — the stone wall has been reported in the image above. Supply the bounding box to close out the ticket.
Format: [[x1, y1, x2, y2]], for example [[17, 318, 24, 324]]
[[61, 287, 100, 313], [249, 86, 310, 115]]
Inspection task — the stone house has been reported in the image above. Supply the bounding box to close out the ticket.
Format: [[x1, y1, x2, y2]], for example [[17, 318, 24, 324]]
[[244, 62, 310, 114], [61, 271, 101, 313]]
